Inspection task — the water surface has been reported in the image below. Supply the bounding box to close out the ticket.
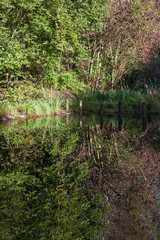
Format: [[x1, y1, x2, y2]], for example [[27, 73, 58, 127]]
[[0, 114, 159, 240]]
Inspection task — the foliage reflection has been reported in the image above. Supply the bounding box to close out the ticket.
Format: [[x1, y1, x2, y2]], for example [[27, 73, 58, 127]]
[[0, 116, 159, 240]]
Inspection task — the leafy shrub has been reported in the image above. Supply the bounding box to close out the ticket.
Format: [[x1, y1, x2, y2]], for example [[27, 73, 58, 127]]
[[57, 72, 85, 94]]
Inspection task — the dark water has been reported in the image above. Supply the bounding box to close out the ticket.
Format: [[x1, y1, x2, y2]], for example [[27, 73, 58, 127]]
[[0, 114, 159, 240]]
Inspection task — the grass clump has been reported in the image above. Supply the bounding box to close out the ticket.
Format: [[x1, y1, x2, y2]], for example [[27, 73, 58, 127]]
[[26, 97, 64, 117], [0, 84, 65, 119]]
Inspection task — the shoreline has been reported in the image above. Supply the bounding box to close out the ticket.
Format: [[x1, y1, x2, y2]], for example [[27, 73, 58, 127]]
[[0, 109, 71, 122]]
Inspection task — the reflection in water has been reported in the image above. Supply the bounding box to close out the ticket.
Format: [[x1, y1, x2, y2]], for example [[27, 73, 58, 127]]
[[0, 115, 159, 240]]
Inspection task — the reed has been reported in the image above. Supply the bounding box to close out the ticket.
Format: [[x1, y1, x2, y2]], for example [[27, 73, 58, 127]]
[[78, 88, 144, 113], [0, 95, 64, 118]]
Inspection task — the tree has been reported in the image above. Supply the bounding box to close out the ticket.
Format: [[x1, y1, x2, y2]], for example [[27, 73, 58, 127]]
[[100, 0, 160, 88]]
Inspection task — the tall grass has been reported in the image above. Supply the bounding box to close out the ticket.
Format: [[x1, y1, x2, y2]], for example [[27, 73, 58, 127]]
[[104, 89, 143, 106], [145, 89, 160, 113], [77, 88, 144, 113], [0, 86, 65, 118], [26, 96, 64, 116], [1, 84, 160, 118]]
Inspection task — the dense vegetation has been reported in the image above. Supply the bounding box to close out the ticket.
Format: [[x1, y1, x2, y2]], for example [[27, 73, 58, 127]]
[[0, 0, 160, 117]]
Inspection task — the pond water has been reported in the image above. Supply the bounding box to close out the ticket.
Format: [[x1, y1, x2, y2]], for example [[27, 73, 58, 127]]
[[0, 114, 159, 240]]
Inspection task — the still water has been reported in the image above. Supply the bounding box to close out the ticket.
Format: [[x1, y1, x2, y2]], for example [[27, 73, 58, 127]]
[[0, 114, 159, 240]]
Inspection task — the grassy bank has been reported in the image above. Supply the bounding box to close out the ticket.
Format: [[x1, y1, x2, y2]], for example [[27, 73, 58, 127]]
[[0, 84, 68, 120], [0, 84, 160, 120], [71, 88, 160, 114]]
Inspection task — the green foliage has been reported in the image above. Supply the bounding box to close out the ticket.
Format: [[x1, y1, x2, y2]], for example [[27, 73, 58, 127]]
[[56, 71, 85, 93], [25, 97, 63, 116], [0, 0, 160, 116], [0, 84, 65, 117], [145, 90, 160, 113], [0, 103, 6, 117], [105, 89, 144, 107], [77, 88, 144, 113]]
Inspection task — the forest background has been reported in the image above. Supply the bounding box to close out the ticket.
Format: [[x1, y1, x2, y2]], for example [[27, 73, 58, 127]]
[[0, 0, 160, 117]]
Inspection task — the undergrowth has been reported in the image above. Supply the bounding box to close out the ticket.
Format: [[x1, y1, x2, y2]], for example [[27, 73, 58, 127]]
[[72, 88, 160, 113], [0, 85, 160, 119], [0, 85, 65, 118]]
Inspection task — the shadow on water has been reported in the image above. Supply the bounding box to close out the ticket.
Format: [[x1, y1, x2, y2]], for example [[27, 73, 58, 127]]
[[0, 114, 159, 240]]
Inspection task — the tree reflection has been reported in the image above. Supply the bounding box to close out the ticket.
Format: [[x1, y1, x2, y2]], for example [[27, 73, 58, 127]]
[[0, 117, 159, 240], [81, 123, 160, 240]]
